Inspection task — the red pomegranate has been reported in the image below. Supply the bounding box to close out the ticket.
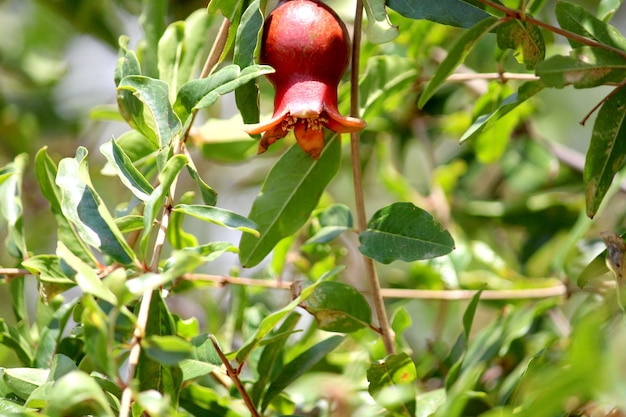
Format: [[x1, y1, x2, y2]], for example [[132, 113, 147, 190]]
[[244, 0, 366, 159]]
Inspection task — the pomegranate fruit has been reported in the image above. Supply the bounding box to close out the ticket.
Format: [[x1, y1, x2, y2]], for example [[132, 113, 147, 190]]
[[244, 0, 366, 159]]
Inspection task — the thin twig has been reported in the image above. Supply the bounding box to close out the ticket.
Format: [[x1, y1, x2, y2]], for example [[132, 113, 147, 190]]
[[209, 335, 260, 417], [580, 80, 626, 126], [350, 0, 396, 355], [417, 72, 539, 83], [475, 0, 626, 60], [119, 18, 232, 415], [182, 272, 568, 300]]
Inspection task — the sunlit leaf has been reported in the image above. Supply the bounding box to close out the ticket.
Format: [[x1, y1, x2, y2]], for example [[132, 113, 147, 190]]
[[44, 370, 114, 417], [239, 136, 341, 268], [174, 204, 258, 236], [138, 0, 166, 78], [2, 368, 48, 401], [117, 76, 182, 148], [359, 202, 455, 264], [100, 139, 154, 201], [35, 148, 97, 266], [300, 281, 372, 333], [367, 352, 417, 416], [0, 154, 28, 259], [56, 147, 136, 265], [363, 0, 399, 44]]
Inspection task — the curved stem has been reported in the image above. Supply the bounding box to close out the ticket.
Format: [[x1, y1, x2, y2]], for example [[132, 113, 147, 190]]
[[475, 0, 626, 60], [350, 0, 396, 355]]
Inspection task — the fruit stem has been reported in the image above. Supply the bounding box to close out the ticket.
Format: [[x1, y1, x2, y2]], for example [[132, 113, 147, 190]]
[[349, 0, 396, 355]]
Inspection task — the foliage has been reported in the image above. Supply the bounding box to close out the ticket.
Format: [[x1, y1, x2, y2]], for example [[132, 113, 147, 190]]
[[2, 0, 626, 416]]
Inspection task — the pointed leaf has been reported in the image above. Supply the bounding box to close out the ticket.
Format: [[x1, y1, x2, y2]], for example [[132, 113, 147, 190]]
[[239, 136, 341, 268], [234, 0, 264, 124], [367, 352, 417, 416], [100, 139, 154, 201], [56, 147, 136, 265], [142, 335, 193, 366], [57, 242, 117, 305], [35, 148, 98, 266], [304, 204, 353, 245], [387, 0, 491, 28], [173, 204, 258, 236], [0, 154, 28, 259], [44, 371, 114, 417], [167, 191, 199, 249], [497, 19, 545, 69], [235, 267, 344, 364], [261, 335, 344, 411], [174, 64, 274, 124], [141, 154, 188, 255], [461, 81, 543, 143], [584, 86, 626, 217], [536, 47, 626, 89], [114, 36, 141, 86], [138, 0, 166, 78], [2, 368, 48, 400], [117, 76, 182, 148], [359, 202, 454, 264], [556, 1, 626, 50], [363, 0, 399, 44], [418, 17, 500, 108], [186, 165, 218, 206], [300, 281, 372, 333]]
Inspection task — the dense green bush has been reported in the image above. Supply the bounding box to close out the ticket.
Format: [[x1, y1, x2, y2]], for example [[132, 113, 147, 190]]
[[2, 0, 626, 416]]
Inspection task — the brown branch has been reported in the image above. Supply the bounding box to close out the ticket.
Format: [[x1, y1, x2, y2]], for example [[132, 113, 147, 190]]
[[182, 272, 568, 301], [210, 335, 260, 417], [350, 0, 396, 355], [475, 0, 626, 60]]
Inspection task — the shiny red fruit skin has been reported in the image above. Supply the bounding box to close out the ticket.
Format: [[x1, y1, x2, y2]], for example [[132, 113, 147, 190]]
[[261, 0, 351, 118]]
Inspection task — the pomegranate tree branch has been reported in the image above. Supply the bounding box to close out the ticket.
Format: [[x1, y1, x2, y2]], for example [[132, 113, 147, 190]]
[[350, 0, 396, 355], [475, 0, 626, 60]]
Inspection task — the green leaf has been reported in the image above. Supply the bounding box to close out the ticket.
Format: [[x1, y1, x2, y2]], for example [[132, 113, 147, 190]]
[[239, 136, 341, 268], [141, 154, 188, 255], [174, 64, 274, 124], [2, 368, 48, 400], [300, 281, 372, 333], [387, 0, 492, 28], [261, 335, 344, 411], [57, 242, 117, 305], [555, 0, 626, 50], [460, 81, 543, 143], [234, 0, 264, 124], [142, 335, 193, 366], [463, 289, 483, 342], [186, 165, 218, 206], [117, 76, 182, 148], [235, 271, 339, 364], [598, 0, 622, 22], [35, 148, 97, 266], [418, 17, 500, 108], [80, 295, 117, 377], [22, 255, 74, 300], [536, 47, 626, 89], [359, 202, 455, 264], [367, 352, 417, 416], [584, 86, 626, 217], [44, 370, 114, 417], [251, 313, 300, 406], [497, 19, 545, 69], [173, 204, 259, 236], [359, 55, 419, 119], [363, 0, 399, 44], [167, 191, 199, 249], [115, 36, 142, 86], [0, 320, 34, 366], [100, 139, 154, 201], [158, 21, 185, 101], [0, 154, 28, 259], [136, 291, 183, 404], [416, 389, 446, 417], [138, 0, 166, 78], [56, 147, 136, 265], [304, 204, 353, 245]]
